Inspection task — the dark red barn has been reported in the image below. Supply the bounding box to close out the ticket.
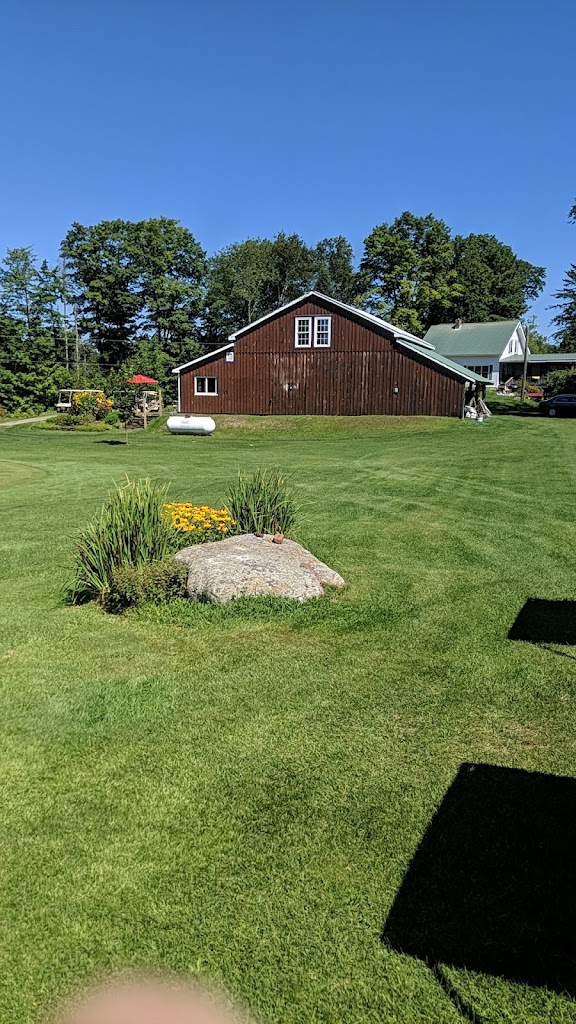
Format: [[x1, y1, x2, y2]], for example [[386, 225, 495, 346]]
[[173, 292, 487, 418]]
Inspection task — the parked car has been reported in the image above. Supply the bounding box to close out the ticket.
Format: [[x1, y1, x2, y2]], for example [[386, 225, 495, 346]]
[[538, 394, 576, 417]]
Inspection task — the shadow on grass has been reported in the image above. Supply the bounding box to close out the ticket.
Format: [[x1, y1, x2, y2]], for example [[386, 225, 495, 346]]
[[508, 598, 576, 645], [93, 439, 127, 445], [485, 398, 540, 417], [383, 763, 576, 1002]]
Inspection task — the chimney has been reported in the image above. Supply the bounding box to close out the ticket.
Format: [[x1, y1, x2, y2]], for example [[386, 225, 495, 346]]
[[453, 318, 462, 330]]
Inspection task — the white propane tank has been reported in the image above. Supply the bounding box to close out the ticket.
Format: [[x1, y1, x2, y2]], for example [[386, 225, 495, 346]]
[[166, 415, 216, 435]]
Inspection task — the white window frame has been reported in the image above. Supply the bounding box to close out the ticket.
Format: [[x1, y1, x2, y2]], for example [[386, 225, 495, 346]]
[[295, 316, 312, 348], [194, 375, 218, 396], [313, 315, 332, 348]]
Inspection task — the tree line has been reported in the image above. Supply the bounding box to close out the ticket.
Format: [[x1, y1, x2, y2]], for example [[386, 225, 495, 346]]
[[1, 207, 573, 413]]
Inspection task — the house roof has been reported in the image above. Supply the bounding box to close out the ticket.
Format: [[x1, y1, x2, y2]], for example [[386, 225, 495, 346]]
[[423, 320, 519, 358], [525, 352, 576, 364], [172, 293, 491, 384]]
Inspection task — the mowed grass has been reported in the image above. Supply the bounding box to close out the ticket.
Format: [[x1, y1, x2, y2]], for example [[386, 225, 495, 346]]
[[1, 414, 576, 1023]]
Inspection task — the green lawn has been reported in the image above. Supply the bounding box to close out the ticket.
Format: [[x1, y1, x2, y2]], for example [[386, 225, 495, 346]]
[[1, 414, 576, 1024]]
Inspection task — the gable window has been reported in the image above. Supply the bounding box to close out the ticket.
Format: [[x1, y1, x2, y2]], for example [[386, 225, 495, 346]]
[[295, 316, 312, 347], [195, 376, 218, 395], [314, 316, 332, 347]]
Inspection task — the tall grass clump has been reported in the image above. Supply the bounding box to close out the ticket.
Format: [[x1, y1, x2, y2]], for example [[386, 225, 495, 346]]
[[225, 468, 299, 536], [67, 477, 178, 604]]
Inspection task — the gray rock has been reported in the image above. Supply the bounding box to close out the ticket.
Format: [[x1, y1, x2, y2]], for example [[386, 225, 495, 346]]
[[175, 533, 345, 603]]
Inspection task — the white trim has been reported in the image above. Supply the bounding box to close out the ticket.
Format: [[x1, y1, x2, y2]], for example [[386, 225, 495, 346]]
[[172, 342, 234, 374], [313, 315, 331, 348], [177, 370, 181, 412], [226, 291, 435, 349], [194, 375, 218, 396], [295, 316, 312, 348]]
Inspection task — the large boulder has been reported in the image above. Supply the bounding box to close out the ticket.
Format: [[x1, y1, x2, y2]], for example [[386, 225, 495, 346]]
[[175, 533, 345, 603]]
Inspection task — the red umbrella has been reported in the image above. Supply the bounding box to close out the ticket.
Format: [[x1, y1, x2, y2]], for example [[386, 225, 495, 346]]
[[127, 374, 159, 385]]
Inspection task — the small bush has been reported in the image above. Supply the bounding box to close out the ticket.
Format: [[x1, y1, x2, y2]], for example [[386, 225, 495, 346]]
[[103, 558, 188, 613], [541, 369, 576, 398], [104, 409, 120, 425], [71, 390, 113, 420], [67, 477, 179, 604], [225, 468, 299, 535]]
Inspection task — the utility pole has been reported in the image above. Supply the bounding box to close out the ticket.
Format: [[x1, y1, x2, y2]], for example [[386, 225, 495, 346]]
[[520, 323, 530, 403], [73, 305, 80, 382], [62, 257, 69, 372]]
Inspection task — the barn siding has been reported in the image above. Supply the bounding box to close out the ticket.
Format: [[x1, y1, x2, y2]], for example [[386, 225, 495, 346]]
[[179, 299, 465, 417]]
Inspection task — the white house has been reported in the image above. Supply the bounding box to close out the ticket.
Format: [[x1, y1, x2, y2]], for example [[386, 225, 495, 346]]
[[423, 320, 528, 388]]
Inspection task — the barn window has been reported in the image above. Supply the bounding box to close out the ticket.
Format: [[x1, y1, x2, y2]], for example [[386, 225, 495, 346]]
[[295, 316, 312, 347], [314, 316, 332, 347], [195, 376, 218, 395]]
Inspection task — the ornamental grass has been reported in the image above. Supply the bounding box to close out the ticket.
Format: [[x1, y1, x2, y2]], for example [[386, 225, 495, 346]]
[[225, 468, 299, 536], [67, 478, 178, 604]]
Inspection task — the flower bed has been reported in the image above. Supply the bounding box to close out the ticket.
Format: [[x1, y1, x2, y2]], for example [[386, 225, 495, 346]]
[[164, 503, 235, 543]]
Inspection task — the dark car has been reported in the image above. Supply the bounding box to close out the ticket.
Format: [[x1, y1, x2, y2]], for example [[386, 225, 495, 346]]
[[538, 394, 576, 417]]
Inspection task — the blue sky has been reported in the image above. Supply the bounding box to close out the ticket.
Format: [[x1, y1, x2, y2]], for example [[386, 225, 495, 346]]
[[1, 0, 574, 332]]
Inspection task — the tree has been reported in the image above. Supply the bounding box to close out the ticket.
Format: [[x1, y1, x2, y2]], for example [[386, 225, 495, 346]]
[[523, 316, 556, 354], [267, 232, 315, 308], [204, 233, 316, 345], [359, 212, 458, 334], [313, 237, 358, 303], [61, 218, 207, 365], [61, 221, 142, 362], [204, 238, 275, 342], [551, 266, 576, 349], [112, 385, 138, 443], [541, 368, 576, 397], [448, 234, 545, 323], [136, 217, 207, 362]]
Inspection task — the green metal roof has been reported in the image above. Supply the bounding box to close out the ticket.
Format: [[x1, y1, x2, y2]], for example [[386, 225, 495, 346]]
[[399, 339, 492, 384], [423, 320, 518, 358]]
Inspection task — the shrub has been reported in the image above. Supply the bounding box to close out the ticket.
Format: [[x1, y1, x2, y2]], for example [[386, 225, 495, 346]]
[[67, 478, 179, 604], [225, 469, 299, 535], [541, 369, 576, 397], [71, 390, 113, 420], [164, 503, 235, 544], [103, 558, 188, 613], [104, 409, 120, 425]]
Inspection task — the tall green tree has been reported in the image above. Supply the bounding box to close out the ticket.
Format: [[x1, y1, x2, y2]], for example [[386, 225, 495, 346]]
[[359, 212, 458, 334], [448, 234, 545, 323], [135, 217, 207, 362], [61, 218, 207, 364], [313, 236, 358, 303], [61, 220, 141, 362], [204, 238, 275, 343], [360, 213, 545, 333], [551, 266, 576, 349], [551, 199, 576, 349], [204, 233, 316, 344], [0, 248, 40, 333]]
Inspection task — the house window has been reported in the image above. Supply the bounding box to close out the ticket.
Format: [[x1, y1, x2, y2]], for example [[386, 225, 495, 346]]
[[295, 317, 312, 347], [314, 316, 332, 347], [466, 365, 492, 377], [195, 376, 218, 395]]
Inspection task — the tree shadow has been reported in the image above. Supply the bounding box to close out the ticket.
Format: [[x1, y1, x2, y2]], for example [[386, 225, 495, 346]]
[[485, 400, 540, 417], [508, 598, 576, 646], [93, 439, 127, 445], [382, 762, 576, 998]]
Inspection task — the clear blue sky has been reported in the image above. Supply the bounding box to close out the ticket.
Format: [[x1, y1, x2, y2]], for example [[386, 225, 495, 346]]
[[1, 0, 574, 332]]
